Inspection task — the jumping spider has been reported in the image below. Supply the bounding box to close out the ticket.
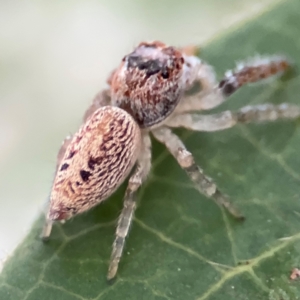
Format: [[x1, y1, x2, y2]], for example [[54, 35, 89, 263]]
[[42, 41, 300, 281]]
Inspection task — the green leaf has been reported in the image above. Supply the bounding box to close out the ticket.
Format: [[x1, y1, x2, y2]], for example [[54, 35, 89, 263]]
[[1, 1, 300, 299]]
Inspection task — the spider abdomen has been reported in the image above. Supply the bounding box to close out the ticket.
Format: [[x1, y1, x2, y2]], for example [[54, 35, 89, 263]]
[[48, 106, 141, 221]]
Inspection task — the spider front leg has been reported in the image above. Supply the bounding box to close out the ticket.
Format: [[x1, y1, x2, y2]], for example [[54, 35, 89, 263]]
[[182, 54, 218, 92], [152, 127, 244, 220], [107, 134, 152, 281], [166, 103, 300, 131], [177, 55, 290, 114]]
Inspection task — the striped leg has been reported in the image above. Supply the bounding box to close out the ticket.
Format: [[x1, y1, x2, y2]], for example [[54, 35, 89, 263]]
[[152, 127, 244, 219], [176, 55, 291, 114], [167, 103, 300, 132], [107, 134, 152, 281]]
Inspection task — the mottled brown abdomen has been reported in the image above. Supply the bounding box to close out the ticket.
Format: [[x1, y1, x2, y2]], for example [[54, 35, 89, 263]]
[[48, 106, 141, 221]]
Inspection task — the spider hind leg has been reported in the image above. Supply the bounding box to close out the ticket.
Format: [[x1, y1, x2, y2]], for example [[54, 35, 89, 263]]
[[152, 127, 244, 220]]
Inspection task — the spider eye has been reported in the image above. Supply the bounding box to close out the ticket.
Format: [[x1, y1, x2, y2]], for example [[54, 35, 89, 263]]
[[161, 69, 169, 79]]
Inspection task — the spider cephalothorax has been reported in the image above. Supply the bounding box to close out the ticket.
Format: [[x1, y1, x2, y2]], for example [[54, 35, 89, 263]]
[[42, 40, 300, 281], [111, 41, 185, 127]]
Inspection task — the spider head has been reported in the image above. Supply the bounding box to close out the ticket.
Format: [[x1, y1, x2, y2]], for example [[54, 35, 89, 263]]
[[110, 41, 185, 128]]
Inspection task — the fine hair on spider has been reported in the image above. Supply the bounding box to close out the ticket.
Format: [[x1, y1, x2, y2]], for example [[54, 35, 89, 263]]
[[41, 41, 300, 281]]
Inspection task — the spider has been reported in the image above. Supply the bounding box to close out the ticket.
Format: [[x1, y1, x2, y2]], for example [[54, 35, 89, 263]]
[[42, 41, 300, 281]]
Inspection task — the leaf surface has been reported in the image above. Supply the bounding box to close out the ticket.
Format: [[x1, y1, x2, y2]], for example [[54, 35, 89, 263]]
[[1, 1, 300, 299]]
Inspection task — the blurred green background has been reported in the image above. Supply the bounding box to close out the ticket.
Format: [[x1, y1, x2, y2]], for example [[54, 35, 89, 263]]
[[0, 0, 278, 268]]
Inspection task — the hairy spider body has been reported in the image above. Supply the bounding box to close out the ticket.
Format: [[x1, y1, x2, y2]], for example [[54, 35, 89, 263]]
[[42, 41, 300, 281], [111, 41, 185, 127], [49, 106, 141, 221]]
